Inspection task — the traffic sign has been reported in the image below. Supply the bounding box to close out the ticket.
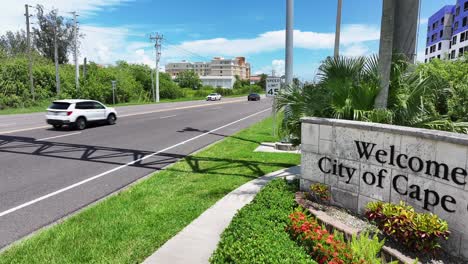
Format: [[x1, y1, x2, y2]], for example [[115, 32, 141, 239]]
[[266, 77, 281, 97]]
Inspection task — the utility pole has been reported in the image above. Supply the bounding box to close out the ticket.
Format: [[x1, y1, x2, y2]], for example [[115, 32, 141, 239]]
[[25, 4, 34, 100], [334, 0, 343, 57], [150, 33, 163, 102], [151, 66, 155, 102], [71, 11, 79, 92], [285, 0, 294, 86], [53, 16, 60, 94], [83, 57, 87, 79]]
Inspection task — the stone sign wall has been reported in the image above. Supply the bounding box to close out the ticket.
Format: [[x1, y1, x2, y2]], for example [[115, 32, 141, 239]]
[[300, 117, 468, 259]]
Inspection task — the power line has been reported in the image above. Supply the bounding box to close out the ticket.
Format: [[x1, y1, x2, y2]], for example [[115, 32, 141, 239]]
[[163, 39, 213, 62]]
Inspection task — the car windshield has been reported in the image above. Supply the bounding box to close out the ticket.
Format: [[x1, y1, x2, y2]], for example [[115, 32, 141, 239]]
[[209, 94, 217, 96], [49, 102, 71, 110]]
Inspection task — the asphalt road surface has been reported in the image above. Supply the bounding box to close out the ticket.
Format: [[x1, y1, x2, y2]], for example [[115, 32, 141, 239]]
[[0, 96, 272, 249]]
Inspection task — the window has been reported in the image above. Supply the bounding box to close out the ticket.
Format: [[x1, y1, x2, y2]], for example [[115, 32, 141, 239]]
[[76, 102, 93, 110], [440, 30, 444, 38], [49, 102, 71, 110], [441, 17, 445, 25], [425, 58, 428, 63], [437, 55, 441, 59], [460, 48, 464, 57], [427, 37, 430, 44], [451, 50, 456, 58], [425, 48, 428, 55], [438, 42, 442, 50], [462, 32, 466, 42], [432, 33, 437, 41], [454, 22, 459, 31], [465, 1, 468, 11], [463, 17, 467, 27], [92, 102, 105, 109], [456, 6, 460, 16], [453, 35, 458, 45]]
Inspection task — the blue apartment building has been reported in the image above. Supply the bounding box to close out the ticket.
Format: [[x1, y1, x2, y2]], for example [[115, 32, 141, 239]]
[[425, 0, 468, 62]]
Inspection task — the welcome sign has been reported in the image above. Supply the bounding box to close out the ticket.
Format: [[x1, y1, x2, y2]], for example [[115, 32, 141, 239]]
[[300, 117, 468, 259]]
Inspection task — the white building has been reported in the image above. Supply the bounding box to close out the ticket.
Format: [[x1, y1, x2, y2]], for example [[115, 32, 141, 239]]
[[166, 57, 251, 80], [200, 76, 236, 89]]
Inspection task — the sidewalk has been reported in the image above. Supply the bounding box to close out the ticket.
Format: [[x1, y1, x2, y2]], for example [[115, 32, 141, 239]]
[[142, 166, 300, 264]]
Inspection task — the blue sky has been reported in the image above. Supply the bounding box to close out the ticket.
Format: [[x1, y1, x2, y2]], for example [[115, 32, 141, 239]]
[[0, 0, 456, 80]]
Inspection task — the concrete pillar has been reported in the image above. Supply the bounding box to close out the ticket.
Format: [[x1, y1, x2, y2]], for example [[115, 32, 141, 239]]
[[393, 0, 420, 62], [375, 0, 420, 109]]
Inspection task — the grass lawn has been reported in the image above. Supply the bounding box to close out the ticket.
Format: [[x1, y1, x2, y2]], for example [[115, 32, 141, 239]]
[[0, 117, 300, 264], [210, 179, 316, 264], [0, 94, 255, 115]]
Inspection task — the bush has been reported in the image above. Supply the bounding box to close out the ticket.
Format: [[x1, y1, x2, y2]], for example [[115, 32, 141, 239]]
[[349, 231, 385, 264], [287, 211, 356, 264], [365, 201, 450, 253], [310, 183, 330, 201], [210, 179, 315, 264]]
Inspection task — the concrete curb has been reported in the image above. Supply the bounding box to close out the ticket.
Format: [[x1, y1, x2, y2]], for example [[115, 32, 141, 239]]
[[142, 166, 300, 264]]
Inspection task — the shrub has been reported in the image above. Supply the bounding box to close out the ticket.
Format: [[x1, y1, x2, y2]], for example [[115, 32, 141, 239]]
[[349, 232, 385, 264], [365, 201, 450, 253], [210, 179, 315, 264], [310, 183, 331, 201], [287, 211, 358, 264]]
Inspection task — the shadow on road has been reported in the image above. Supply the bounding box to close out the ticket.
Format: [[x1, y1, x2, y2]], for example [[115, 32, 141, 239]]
[[176, 127, 261, 145], [0, 134, 294, 178]]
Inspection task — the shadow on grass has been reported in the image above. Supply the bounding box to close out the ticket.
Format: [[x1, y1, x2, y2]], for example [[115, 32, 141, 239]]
[[176, 127, 263, 145]]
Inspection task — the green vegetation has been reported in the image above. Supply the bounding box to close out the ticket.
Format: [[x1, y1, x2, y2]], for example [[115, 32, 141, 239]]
[[275, 56, 468, 145], [349, 232, 386, 264], [0, 7, 262, 114], [0, 117, 300, 264], [210, 179, 315, 264], [365, 201, 450, 252]]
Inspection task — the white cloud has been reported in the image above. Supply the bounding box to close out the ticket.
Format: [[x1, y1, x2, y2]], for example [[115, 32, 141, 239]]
[[0, 0, 133, 34], [341, 44, 370, 57], [254, 59, 285, 76], [78, 25, 153, 66], [164, 24, 380, 58], [419, 17, 428, 25]]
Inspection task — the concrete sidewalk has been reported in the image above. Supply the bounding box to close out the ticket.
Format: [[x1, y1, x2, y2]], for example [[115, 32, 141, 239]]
[[142, 166, 300, 264]]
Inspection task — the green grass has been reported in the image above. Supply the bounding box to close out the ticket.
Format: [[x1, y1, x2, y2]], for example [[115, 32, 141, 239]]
[[0, 117, 300, 264], [0, 93, 256, 115], [210, 179, 316, 264]]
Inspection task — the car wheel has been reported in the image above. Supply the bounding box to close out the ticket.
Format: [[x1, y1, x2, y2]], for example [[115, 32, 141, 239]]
[[53, 124, 62, 129], [107, 114, 116, 125], [75, 117, 86, 130]]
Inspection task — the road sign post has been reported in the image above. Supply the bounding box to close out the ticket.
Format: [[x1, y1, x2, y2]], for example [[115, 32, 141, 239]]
[[266, 77, 281, 136], [111, 80, 116, 105]]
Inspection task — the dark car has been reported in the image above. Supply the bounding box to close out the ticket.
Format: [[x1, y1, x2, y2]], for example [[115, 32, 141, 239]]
[[247, 93, 261, 101]]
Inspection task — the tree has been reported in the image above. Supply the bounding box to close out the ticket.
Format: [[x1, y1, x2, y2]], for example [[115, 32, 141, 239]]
[[258, 73, 268, 90], [175, 70, 202, 89], [33, 5, 75, 64], [0, 30, 28, 56]]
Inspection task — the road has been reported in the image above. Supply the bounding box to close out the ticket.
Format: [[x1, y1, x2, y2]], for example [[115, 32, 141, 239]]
[[0, 97, 272, 249]]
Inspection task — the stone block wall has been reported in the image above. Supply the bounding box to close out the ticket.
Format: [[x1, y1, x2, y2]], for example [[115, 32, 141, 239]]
[[300, 117, 468, 260]]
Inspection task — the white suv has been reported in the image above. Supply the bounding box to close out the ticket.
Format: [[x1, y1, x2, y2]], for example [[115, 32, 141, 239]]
[[46, 99, 117, 130], [206, 93, 222, 101]]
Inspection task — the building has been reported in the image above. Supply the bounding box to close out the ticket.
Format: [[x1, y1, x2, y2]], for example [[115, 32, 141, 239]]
[[425, 0, 468, 62], [200, 76, 236, 89], [166, 57, 251, 80]]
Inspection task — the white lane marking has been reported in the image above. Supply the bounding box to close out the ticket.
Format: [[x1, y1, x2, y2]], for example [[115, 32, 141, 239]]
[[0, 125, 50, 135], [160, 115, 177, 119], [0, 108, 270, 218], [118, 98, 244, 118], [0, 123, 16, 127], [0, 98, 247, 135], [37, 132, 82, 141]]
